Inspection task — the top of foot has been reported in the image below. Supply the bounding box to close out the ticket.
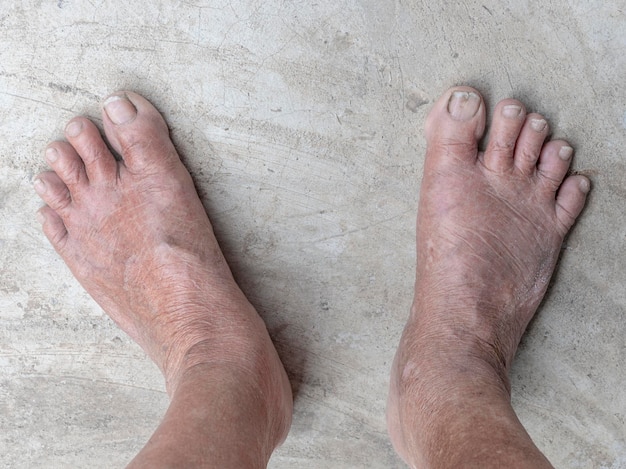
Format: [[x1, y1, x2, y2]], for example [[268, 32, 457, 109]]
[[388, 86, 589, 468], [418, 86, 589, 343], [35, 91, 234, 381], [34, 91, 293, 446]]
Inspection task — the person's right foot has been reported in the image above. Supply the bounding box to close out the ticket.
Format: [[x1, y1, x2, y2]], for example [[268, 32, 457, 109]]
[[34, 92, 293, 466], [387, 87, 589, 468]]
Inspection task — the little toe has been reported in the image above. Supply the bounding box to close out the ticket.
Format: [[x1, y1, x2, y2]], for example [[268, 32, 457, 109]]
[[513, 113, 550, 174], [537, 141, 574, 192], [64, 117, 118, 182], [34, 171, 72, 215], [37, 205, 69, 250], [483, 99, 526, 172], [424, 86, 486, 164], [555, 175, 590, 235], [101, 91, 179, 173], [45, 141, 88, 191]]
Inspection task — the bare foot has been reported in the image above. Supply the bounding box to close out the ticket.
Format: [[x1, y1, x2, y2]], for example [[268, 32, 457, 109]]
[[34, 92, 292, 467], [387, 87, 589, 468]]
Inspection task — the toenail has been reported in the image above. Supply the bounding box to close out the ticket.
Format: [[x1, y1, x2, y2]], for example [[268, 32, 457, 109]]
[[104, 94, 137, 125], [502, 105, 523, 119], [36, 210, 45, 224], [45, 147, 59, 164], [447, 91, 480, 121], [559, 146, 573, 161], [530, 118, 547, 132], [579, 178, 590, 193], [66, 120, 83, 138], [33, 178, 46, 194]]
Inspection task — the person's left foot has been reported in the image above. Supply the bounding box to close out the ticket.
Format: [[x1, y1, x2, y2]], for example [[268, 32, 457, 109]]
[[387, 87, 588, 468], [34, 91, 292, 449]]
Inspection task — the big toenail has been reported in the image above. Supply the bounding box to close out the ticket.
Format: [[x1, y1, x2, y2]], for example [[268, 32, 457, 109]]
[[104, 95, 137, 125], [559, 146, 573, 161], [45, 147, 59, 164], [65, 120, 83, 138], [579, 178, 590, 193], [447, 91, 480, 121], [530, 119, 547, 132], [502, 105, 522, 118], [33, 178, 46, 194]]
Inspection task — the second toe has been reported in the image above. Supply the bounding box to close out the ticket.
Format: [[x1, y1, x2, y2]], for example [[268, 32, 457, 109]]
[[64, 117, 119, 182], [514, 113, 550, 175], [483, 99, 526, 172]]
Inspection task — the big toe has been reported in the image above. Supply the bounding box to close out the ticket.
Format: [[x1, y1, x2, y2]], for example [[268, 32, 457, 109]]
[[102, 91, 179, 172], [424, 86, 486, 164]]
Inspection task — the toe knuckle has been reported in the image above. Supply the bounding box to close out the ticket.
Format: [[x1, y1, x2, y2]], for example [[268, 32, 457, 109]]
[[490, 139, 515, 153], [540, 173, 561, 189], [59, 160, 83, 186], [51, 190, 72, 210], [120, 138, 148, 160], [519, 149, 538, 163], [45, 224, 69, 248], [556, 207, 577, 233], [88, 145, 108, 164], [52, 231, 69, 248]]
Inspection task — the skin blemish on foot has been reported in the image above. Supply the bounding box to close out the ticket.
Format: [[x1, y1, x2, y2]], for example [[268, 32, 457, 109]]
[[559, 146, 573, 161], [530, 118, 547, 132], [448, 91, 480, 121], [401, 361, 418, 381], [502, 105, 522, 119]]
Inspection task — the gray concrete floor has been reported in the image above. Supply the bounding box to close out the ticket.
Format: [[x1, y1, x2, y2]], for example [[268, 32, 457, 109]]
[[1, 1, 624, 467]]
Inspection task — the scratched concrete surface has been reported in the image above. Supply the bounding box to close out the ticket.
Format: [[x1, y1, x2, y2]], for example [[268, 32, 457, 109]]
[[1, 1, 624, 468]]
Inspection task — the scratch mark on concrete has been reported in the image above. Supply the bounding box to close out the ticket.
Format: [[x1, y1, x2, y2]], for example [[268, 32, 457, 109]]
[[0, 91, 72, 112], [311, 209, 412, 244], [21, 373, 164, 393]]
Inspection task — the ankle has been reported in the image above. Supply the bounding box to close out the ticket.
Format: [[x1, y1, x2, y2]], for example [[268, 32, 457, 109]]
[[130, 363, 292, 469], [162, 310, 294, 435], [140, 285, 263, 393], [408, 298, 522, 384], [389, 313, 516, 465], [179, 360, 293, 450], [392, 349, 537, 468], [160, 308, 280, 392]]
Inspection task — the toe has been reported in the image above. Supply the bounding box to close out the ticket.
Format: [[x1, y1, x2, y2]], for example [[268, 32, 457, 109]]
[[34, 171, 72, 215], [483, 99, 526, 172], [37, 205, 69, 250], [64, 117, 118, 182], [537, 140, 574, 192], [555, 175, 590, 235], [44, 141, 88, 191], [101, 91, 180, 173], [513, 113, 550, 174], [424, 86, 486, 164]]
